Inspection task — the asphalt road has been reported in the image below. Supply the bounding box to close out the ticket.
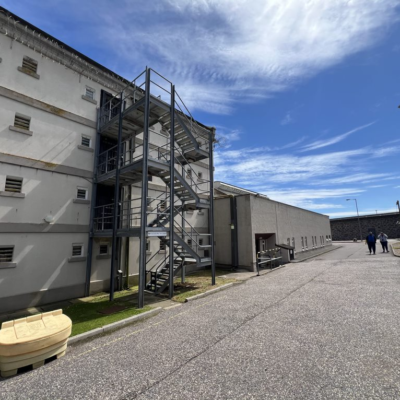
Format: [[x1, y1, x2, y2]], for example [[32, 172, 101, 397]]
[[1, 243, 400, 399]]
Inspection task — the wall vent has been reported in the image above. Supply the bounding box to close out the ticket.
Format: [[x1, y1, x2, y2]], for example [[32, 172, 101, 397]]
[[0, 246, 14, 262], [81, 136, 91, 147], [14, 114, 31, 131], [72, 244, 83, 257], [76, 188, 87, 199], [99, 244, 108, 255], [5, 176, 23, 193], [22, 56, 38, 74]]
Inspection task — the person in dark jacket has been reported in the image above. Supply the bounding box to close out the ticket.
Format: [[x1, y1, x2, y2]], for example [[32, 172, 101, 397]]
[[366, 232, 376, 255]]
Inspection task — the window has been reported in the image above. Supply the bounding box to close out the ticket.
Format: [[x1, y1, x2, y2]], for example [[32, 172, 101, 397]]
[[148, 175, 153, 182], [305, 237, 308, 248], [76, 188, 88, 200], [301, 237, 304, 249], [81, 136, 91, 148], [292, 238, 295, 249], [14, 114, 31, 131], [0, 246, 14, 262], [199, 238, 204, 246], [287, 238, 290, 246], [85, 87, 95, 100], [5, 176, 23, 193], [72, 244, 83, 257], [187, 169, 192, 177], [160, 241, 166, 251], [99, 244, 108, 255], [187, 239, 192, 246], [146, 240, 150, 252], [22, 56, 38, 74], [198, 172, 203, 179]]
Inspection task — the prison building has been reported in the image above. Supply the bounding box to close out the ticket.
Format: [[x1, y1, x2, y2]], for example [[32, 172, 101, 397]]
[[0, 7, 215, 313], [213, 182, 332, 271]]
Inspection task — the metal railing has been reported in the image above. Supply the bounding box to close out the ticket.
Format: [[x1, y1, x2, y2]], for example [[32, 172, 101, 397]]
[[97, 129, 171, 178]]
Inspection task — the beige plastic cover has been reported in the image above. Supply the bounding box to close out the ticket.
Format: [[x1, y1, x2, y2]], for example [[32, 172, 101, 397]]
[[0, 309, 72, 357]]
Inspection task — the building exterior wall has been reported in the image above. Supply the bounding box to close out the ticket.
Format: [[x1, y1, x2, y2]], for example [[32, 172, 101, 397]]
[[0, 23, 212, 312], [214, 197, 232, 265], [330, 213, 400, 240], [0, 28, 119, 312], [214, 194, 332, 271]]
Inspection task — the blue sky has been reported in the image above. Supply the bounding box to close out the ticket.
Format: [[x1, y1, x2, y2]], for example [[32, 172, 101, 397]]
[[3, 0, 400, 217]]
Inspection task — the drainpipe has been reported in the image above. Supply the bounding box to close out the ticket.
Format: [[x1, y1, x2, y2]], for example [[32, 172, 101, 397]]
[[230, 196, 239, 269]]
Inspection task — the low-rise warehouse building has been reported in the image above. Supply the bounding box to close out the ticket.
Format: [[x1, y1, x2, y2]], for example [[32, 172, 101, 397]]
[[214, 182, 332, 271]]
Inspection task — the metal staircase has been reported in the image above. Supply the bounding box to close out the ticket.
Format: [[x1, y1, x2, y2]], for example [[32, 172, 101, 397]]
[[87, 67, 215, 307]]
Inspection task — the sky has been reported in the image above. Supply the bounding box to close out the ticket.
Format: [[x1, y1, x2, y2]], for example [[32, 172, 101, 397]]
[[2, 0, 400, 218]]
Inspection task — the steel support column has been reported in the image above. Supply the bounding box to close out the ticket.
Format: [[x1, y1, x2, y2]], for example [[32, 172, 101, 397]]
[[109, 91, 124, 301], [209, 127, 216, 285], [168, 85, 175, 298], [138, 68, 151, 308]]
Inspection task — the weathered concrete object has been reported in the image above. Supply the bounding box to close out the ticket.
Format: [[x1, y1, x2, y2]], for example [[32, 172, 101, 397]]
[[0, 309, 71, 377]]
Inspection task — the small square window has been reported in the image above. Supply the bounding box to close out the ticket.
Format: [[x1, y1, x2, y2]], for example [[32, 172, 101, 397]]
[[22, 56, 38, 74], [187, 169, 192, 177], [198, 172, 203, 179], [5, 176, 23, 193], [160, 241, 166, 251], [81, 136, 91, 148], [187, 239, 192, 246], [0, 246, 14, 262], [14, 114, 31, 131], [199, 238, 203, 246], [76, 188, 88, 200], [146, 240, 150, 251], [72, 244, 83, 257], [99, 244, 108, 255], [85, 87, 95, 100]]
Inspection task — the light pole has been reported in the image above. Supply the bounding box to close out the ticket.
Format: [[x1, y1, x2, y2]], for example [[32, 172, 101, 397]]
[[347, 198, 363, 242]]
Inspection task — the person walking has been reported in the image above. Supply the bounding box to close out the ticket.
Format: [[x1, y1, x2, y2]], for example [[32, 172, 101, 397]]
[[366, 232, 376, 255], [377, 232, 389, 253]]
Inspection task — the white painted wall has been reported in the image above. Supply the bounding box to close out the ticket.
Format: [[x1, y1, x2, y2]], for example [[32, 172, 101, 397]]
[[0, 34, 117, 120], [0, 164, 91, 225]]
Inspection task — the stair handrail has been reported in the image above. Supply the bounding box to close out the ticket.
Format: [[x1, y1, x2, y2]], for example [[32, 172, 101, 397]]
[[173, 148, 210, 196]]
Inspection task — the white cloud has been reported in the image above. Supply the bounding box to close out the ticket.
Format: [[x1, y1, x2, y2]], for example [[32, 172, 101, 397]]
[[300, 122, 376, 152], [84, 0, 400, 113], [281, 112, 293, 125]]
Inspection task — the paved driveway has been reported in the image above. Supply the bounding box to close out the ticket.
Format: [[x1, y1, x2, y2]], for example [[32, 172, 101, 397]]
[[1, 244, 400, 399]]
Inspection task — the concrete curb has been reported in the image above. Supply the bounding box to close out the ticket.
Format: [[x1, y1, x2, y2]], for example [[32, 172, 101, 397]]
[[185, 283, 234, 302], [390, 243, 400, 257], [291, 245, 342, 263], [68, 307, 163, 345]]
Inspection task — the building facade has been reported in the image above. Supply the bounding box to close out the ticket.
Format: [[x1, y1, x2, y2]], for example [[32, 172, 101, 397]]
[[330, 212, 400, 241], [214, 182, 332, 271], [0, 8, 214, 313]]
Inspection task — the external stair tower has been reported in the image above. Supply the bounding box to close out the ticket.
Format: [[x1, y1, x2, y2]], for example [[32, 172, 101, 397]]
[[86, 68, 215, 307]]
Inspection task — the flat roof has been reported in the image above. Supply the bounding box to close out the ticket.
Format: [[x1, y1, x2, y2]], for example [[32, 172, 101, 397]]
[[214, 181, 329, 218]]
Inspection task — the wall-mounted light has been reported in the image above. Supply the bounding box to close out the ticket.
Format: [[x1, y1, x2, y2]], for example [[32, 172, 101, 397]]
[[44, 214, 54, 224], [230, 224, 235, 230]]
